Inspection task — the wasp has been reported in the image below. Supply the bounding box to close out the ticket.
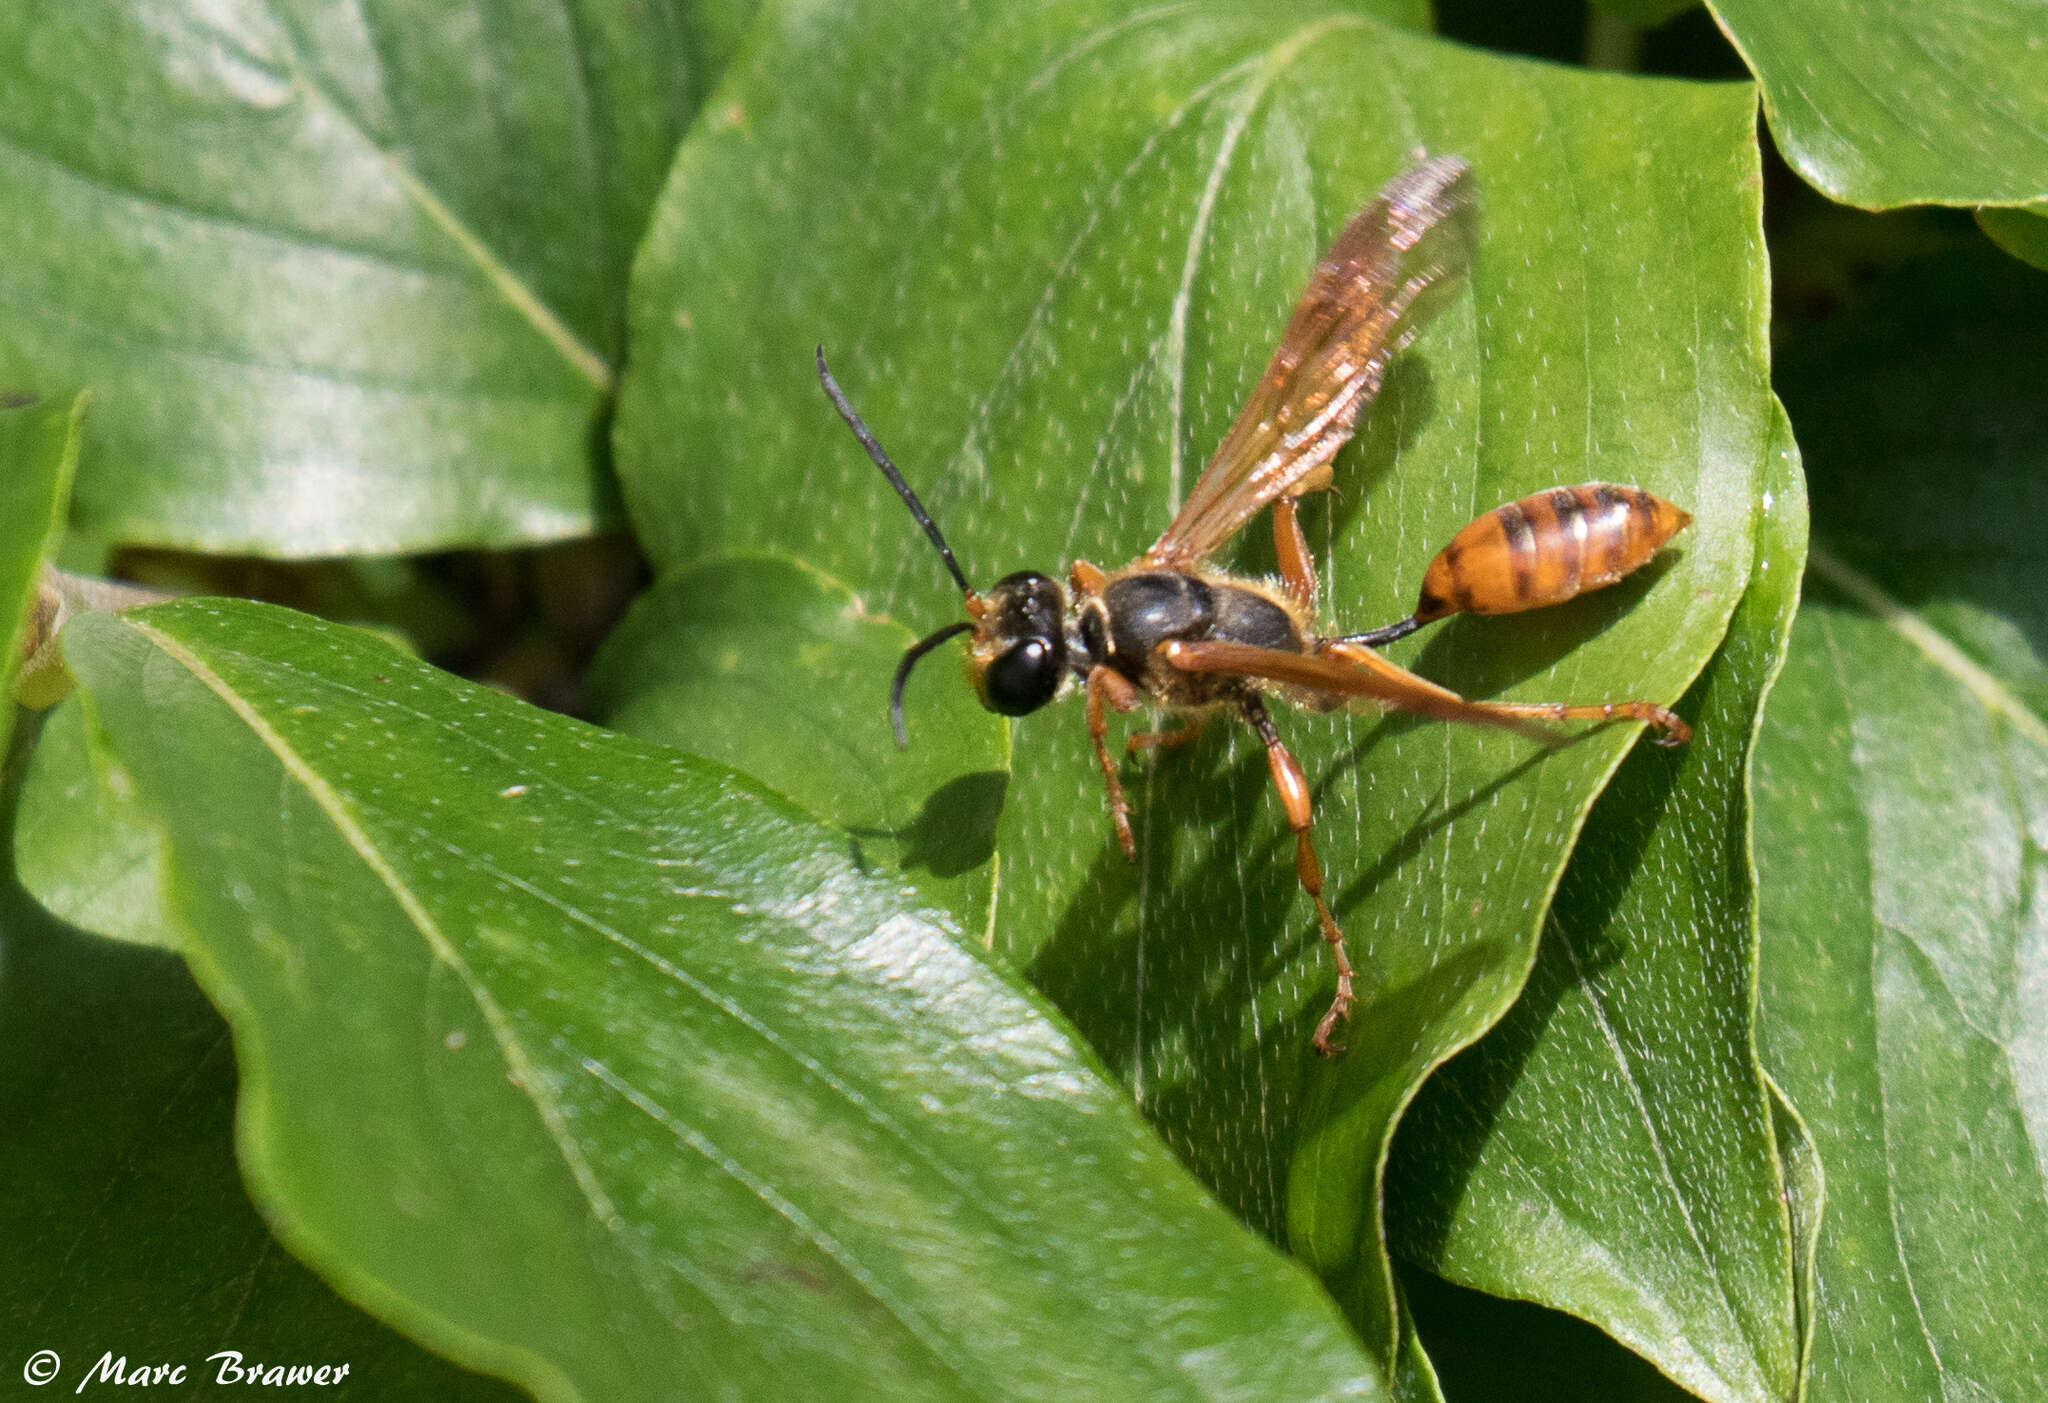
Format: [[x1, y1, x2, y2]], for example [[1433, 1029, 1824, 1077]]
[[818, 155, 1691, 1057]]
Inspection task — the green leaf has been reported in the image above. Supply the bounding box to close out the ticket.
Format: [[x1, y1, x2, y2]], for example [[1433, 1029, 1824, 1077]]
[[588, 554, 1009, 938], [0, 392, 82, 720], [1706, 0, 2048, 208], [0, 1, 742, 556], [1386, 409, 1807, 1403], [0, 875, 525, 1400], [617, 0, 1772, 1363], [1756, 246, 2048, 1399], [1755, 582, 2048, 1400], [54, 597, 1390, 1402], [1977, 205, 2048, 273]]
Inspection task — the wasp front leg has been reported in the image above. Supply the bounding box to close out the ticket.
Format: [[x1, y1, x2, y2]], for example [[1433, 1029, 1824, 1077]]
[[1086, 665, 1142, 860], [1128, 716, 1207, 753], [1241, 694, 1355, 1057]]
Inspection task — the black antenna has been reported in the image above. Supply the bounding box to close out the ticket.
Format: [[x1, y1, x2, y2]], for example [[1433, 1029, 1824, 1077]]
[[817, 346, 973, 597], [890, 621, 973, 748]]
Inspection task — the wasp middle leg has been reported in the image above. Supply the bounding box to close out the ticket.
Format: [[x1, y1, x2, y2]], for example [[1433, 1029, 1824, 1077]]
[[1272, 496, 1318, 612], [1242, 694, 1355, 1057]]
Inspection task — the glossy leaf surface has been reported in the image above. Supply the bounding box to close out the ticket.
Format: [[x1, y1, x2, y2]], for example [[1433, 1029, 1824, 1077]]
[[0, 0, 734, 554], [1388, 412, 1806, 1403], [617, 0, 1771, 1363], [1709, 0, 2048, 208], [0, 396, 507, 1390], [587, 554, 1010, 939], [50, 597, 1388, 1403], [1756, 247, 2048, 1400]]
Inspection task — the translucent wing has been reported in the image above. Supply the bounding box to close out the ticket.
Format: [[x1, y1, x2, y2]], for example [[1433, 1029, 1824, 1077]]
[[1147, 155, 1475, 567]]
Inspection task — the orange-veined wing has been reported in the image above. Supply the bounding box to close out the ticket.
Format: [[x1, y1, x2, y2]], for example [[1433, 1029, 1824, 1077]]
[[1147, 155, 1475, 567]]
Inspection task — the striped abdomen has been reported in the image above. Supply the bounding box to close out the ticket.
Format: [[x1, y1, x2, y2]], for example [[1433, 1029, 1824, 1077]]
[[1414, 483, 1690, 623]]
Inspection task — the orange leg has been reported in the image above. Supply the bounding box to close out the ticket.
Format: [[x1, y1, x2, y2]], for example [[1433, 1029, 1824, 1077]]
[[1242, 695, 1355, 1057], [1086, 665, 1141, 860], [1128, 716, 1207, 752], [1272, 496, 1318, 612], [1160, 638, 1691, 748], [1318, 643, 1691, 745]]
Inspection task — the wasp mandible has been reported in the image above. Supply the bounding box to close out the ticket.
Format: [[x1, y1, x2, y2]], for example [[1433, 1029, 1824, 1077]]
[[819, 155, 1692, 1057]]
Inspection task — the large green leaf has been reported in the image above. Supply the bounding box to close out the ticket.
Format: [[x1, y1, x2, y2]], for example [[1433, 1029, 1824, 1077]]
[[0, 0, 739, 556], [2, 400, 502, 1391], [46, 597, 1389, 1402], [1707, 0, 2048, 208], [616, 0, 1770, 1363], [1756, 248, 2048, 1398], [0, 874, 524, 1400], [1387, 410, 1806, 1403]]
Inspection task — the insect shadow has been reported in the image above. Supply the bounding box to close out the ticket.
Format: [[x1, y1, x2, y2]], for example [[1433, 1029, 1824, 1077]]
[[1027, 709, 1593, 1230], [846, 769, 1007, 880]]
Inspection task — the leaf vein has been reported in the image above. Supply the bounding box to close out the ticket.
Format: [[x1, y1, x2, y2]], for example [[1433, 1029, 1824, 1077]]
[[1809, 543, 2048, 750], [122, 616, 640, 1291], [1555, 921, 1764, 1368], [269, 42, 614, 392]]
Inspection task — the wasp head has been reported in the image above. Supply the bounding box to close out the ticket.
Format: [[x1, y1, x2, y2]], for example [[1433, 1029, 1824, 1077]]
[[818, 347, 1080, 746], [966, 570, 1069, 718]]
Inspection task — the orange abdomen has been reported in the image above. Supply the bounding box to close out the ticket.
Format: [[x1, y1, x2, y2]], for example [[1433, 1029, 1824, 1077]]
[[1414, 483, 1690, 623]]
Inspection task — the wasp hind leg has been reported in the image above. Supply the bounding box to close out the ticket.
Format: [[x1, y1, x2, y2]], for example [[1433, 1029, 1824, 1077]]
[[1241, 694, 1355, 1057], [1314, 642, 1691, 745]]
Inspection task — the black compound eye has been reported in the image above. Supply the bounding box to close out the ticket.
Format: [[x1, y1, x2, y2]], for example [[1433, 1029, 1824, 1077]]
[[982, 638, 1060, 716]]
